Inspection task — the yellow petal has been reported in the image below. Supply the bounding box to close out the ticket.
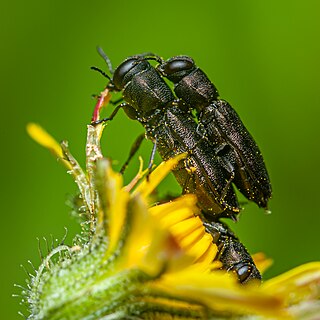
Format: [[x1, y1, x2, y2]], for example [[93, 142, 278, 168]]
[[26, 123, 72, 170], [140, 296, 205, 319], [263, 262, 320, 305], [185, 232, 215, 262], [133, 153, 187, 198], [124, 156, 146, 192], [169, 216, 203, 243], [96, 159, 129, 256], [152, 270, 287, 318], [195, 245, 219, 269], [252, 252, 273, 274], [118, 194, 189, 275], [149, 195, 198, 225], [150, 195, 218, 271], [118, 194, 158, 273]]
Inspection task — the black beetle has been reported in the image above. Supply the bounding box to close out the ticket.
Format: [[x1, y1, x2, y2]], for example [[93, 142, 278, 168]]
[[92, 51, 241, 220], [203, 219, 261, 284], [156, 56, 272, 210], [91, 50, 263, 283]]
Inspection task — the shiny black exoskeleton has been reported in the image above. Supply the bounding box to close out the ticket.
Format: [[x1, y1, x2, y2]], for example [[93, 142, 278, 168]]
[[97, 53, 241, 220], [157, 56, 272, 210], [203, 219, 261, 283], [92, 50, 262, 283]]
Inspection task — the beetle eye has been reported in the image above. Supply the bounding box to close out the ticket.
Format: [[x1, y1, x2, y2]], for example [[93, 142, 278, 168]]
[[234, 264, 252, 283], [163, 58, 194, 75], [113, 58, 138, 90], [158, 56, 195, 83]]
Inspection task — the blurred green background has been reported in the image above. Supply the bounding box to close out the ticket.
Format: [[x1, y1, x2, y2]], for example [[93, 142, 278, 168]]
[[2, 1, 320, 318]]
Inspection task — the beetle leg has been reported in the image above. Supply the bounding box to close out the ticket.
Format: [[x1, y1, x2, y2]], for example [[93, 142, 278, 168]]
[[211, 143, 237, 204], [181, 172, 192, 194], [180, 157, 197, 193], [109, 97, 124, 106], [146, 138, 157, 181], [195, 122, 206, 137], [142, 53, 164, 64], [91, 102, 127, 125], [120, 133, 145, 174], [219, 164, 235, 203]]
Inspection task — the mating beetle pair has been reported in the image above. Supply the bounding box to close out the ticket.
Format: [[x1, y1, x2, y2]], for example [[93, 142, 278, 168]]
[[92, 49, 272, 283]]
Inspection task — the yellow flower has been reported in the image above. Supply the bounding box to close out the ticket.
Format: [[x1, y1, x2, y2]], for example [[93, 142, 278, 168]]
[[24, 122, 320, 319]]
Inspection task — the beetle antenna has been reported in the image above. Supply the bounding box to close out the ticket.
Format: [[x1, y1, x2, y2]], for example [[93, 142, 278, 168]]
[[90, 66, 112, 81], [96, 46, 114, 74], [140, 53, 164, 64]]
